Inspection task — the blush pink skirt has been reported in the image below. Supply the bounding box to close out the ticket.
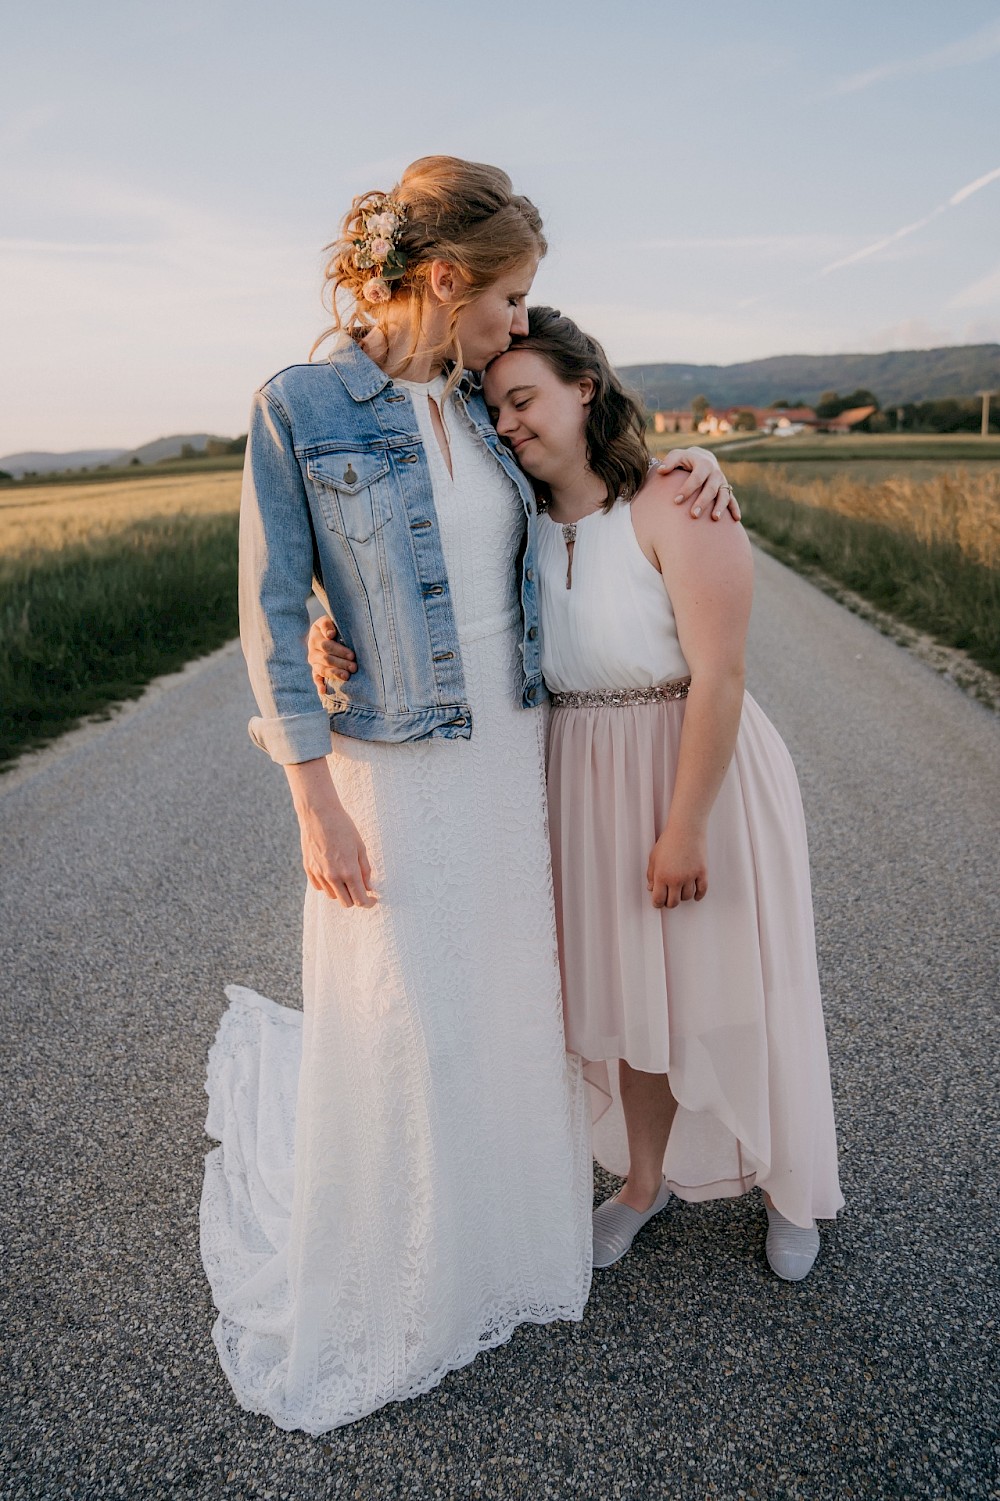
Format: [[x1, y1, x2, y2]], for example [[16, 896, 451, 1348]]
[[545, 690, 843, 1228]]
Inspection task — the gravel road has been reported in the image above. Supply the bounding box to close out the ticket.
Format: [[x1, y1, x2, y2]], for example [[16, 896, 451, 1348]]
[[1, 548, 997, 1501]]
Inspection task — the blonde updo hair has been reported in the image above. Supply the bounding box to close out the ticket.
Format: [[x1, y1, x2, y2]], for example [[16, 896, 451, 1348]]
[[310, 156, 546, 393]]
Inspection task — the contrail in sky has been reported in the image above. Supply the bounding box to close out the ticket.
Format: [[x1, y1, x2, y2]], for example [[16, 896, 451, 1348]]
[[949, 166, 1000, 206], [819, 167, 1000, 277]]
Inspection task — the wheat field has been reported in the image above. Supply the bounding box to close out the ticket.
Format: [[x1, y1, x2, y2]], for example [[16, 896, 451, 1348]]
[[726, 461, 1000, 676], [726, 463, 1000, 569], [0, 472, 241, 559], [0, 473, 243, 767]]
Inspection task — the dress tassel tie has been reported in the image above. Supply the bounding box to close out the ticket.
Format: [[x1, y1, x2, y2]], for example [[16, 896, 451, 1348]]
[[562, 523, 577, 589]]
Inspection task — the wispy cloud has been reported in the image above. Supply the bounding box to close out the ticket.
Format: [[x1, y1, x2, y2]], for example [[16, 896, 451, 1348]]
[[819, 166, 1000, 277], [0, 104, 59, 151], [0, 167, 311, 290], [859, 318, 953, 353], [566, 298, 822, 367], [0, 238, 144, 257], [831, 18, 1000, 95], [946, 262, 1000, 311], [637, 235, 840, 258]]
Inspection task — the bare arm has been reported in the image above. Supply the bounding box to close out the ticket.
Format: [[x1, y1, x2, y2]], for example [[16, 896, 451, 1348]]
[[284, 758, 376, 909], [632, 473, 753, 908]]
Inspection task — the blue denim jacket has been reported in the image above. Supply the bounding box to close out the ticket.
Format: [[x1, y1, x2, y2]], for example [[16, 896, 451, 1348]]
[[239, 338, 547, 764]]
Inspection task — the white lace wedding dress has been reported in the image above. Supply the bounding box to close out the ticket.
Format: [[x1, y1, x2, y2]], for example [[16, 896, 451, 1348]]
[[200, 374, 592, 1433]]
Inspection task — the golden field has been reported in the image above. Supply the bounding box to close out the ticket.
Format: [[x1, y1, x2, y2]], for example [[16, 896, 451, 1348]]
[[719, 459, 1000, 678], [725, 463, 1000, 569], [1, 472, 242, 767], [0, 472, 242, 559]]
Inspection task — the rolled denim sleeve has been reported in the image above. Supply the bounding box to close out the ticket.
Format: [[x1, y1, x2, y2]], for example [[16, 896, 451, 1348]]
[[239, 391, 333, 765]]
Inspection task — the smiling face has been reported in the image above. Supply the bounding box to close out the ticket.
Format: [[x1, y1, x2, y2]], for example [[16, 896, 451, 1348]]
[[452, 257, 538, 371], [483, 348, 594, 484]]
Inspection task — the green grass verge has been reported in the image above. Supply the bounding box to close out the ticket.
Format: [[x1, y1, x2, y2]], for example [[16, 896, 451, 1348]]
[[0, 513, 239, 769], [740, 481, 1000, 676]]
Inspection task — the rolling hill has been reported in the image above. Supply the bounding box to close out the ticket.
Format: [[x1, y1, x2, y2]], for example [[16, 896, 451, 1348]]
[[620, 344, 1000, 410], [0, 434, 231, 478], [0, 447, 128, 478], [115, 434, 231, 466]]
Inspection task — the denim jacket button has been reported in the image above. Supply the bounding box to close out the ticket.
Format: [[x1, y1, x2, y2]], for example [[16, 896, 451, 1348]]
[[400, 452, 418, 463], [525, 568, 534, 582], [450, 716, 468, 728], [528, 626, 538, 640], [428, 584, 444, 596]]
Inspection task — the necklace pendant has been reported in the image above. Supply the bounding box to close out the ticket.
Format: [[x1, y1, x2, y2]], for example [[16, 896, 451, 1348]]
[[561, 522, 577, 589]]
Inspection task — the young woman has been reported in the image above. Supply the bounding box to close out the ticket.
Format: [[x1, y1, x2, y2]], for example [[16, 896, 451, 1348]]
[[483, 308, 844, 1279], [202, 159, 736, 1434], [311, 307, 843, 1285]]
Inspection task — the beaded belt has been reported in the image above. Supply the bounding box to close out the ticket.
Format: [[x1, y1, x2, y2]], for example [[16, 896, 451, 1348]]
[[549, 677, 691, 709]]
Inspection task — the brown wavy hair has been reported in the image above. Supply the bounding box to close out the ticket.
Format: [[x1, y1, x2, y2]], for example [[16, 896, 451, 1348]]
[[310, 156, 546, 397], [509, 306, 650, 511]]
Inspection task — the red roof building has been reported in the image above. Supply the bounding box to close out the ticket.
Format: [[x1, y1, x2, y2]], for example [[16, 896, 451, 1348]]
[[822, 405, 877, 432], [653, 403, 878, 436]]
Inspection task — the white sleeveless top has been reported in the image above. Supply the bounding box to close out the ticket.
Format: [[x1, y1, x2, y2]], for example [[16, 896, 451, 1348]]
[[536, 500, 690, 693]]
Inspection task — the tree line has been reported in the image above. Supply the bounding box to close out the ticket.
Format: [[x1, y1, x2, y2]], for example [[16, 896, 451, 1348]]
[[813, 390, 997, 433], [679, 390, 997, 434]]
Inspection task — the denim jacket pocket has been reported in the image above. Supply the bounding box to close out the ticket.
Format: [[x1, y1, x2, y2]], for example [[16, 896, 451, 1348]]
[[306, 449, 393, 544]]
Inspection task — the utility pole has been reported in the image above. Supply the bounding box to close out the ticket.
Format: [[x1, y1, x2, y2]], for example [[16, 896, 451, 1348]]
[[976, 390, 995, 437]]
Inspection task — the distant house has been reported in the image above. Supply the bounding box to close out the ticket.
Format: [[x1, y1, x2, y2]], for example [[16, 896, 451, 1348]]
[[696, 406, 819, 435], [654, 402, 878, 437], [652, 410, 696, 434], [764, 407, 819, 433]]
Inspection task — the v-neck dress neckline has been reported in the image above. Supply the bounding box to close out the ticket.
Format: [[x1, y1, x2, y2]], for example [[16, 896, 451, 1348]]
[[394, 372, 453, 482]]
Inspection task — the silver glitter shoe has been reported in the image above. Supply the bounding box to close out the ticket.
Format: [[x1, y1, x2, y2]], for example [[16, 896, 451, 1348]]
[[765, 1201, 820, 1281], [592, 1180, 673, 1269]]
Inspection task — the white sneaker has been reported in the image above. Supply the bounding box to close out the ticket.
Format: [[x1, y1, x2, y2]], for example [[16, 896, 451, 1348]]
[[592, 1180, 673, 1269], [765, 1201, 820, 1281]]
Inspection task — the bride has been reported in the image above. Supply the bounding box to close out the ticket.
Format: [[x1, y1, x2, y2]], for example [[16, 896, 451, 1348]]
[[200, 155, 735, 1434]]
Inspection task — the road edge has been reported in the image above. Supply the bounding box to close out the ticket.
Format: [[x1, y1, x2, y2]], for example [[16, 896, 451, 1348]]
[[0, 637, 244, 798], [747, 533, 1000, 715]]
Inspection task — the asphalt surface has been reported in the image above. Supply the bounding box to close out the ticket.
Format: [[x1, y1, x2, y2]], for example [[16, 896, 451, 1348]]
[[1, 548, 997, 1501]]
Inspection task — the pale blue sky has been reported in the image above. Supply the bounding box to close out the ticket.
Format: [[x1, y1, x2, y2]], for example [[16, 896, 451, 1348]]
[[2, 0, 999, 451]]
